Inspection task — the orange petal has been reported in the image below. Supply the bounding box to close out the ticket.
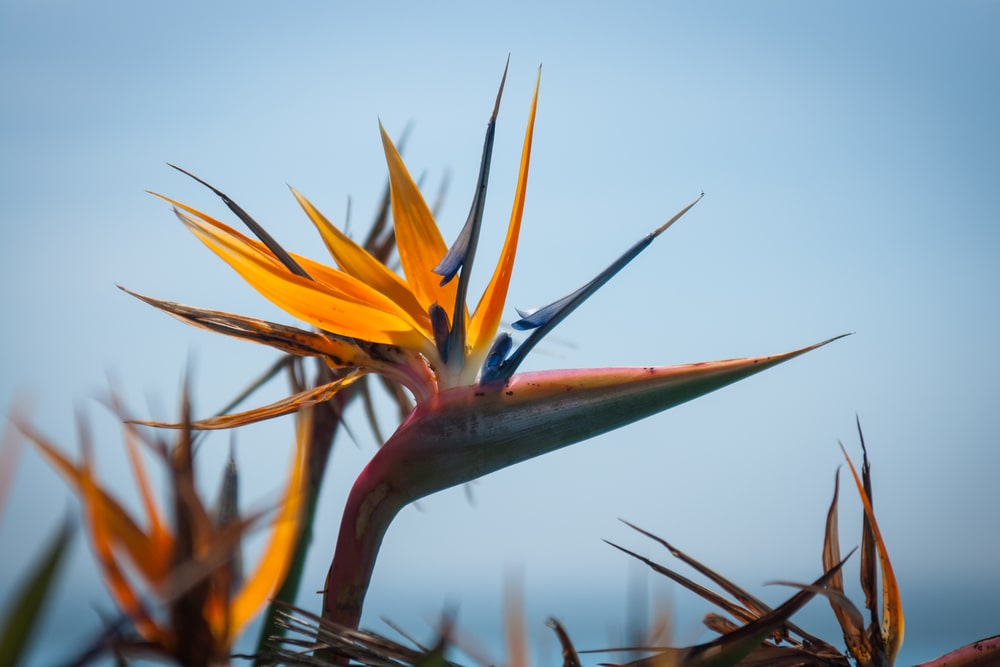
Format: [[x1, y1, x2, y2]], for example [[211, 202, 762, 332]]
[[77, 445, 166, 645], [121, 424, 173, 575], [467, 67, 540, 373], [175, 206, 430, 349], [156, 193, 432, 346], [378, 123, 458, 313], [225, 405, 312, 640], [290, 187, 431, 332], [22, 424, 168, 583]]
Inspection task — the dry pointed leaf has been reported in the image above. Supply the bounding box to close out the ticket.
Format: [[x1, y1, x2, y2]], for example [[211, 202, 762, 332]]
[[680, 554, 852, 667], [769, 581, 866, 633], [266, 602, 461, 667], [841, 417, 884, 636], [618, 521, 824, 646], [132, 372, 363, 430], [823, 470, 874, 664], [608, 556, 853, 667], [546, 618, 582, 667], [841, 443, 904, 664], [120, 287, 376, 369], [605, 540, 758, 627], [212, 445, 243, 594], [168, 392, 215, 662], [623, 521, 773, 620], [702, 613, 740, 636], [856, 421, 879, 633], [719, 643, 849, 667]]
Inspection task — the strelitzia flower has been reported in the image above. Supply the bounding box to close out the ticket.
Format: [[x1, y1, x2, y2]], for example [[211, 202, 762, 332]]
[[126, 63, 845, 631], [17, 395, 309, 665]]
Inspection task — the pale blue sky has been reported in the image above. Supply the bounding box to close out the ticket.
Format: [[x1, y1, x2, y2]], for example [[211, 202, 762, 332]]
[[2, 2, 998, 664]]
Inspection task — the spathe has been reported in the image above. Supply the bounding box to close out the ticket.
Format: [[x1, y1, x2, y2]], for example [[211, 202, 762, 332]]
[[323, 334, 848, 628]]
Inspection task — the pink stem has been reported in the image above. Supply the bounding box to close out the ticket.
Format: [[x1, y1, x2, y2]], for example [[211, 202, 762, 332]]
[[321, 453, 407, 631]]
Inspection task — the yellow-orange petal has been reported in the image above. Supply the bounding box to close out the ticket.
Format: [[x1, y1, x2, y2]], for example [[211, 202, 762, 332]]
[[78, 446, 167, 645], [121, 424, 173, 568], [23, 425, 169, 583], [290, 187, 431, 330], [156, 192, 432, 337], [467, 68, 540, 373], [177, 208, 430, 349], [378, 122, 458, 313], [224, 405, 311, 641]]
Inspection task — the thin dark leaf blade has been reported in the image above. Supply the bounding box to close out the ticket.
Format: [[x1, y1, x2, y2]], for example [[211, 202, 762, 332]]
[[495, 194, 702, 381], [823, 469, 874, 664], [167, 164, 312, 279], [680, 554, 852, 667], [547, 618, 582, 667]]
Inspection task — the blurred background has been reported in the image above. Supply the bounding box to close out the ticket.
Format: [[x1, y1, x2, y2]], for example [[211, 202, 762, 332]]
[[2, 1, 998, 664]]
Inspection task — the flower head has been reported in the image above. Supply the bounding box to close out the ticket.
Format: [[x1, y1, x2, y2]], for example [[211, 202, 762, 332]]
[[130, 65, 538, 408], [127, 64, 846, 631], [17, 394, 308, 664]]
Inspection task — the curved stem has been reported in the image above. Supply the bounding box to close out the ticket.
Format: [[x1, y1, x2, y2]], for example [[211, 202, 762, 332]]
[[320, 455, 407, 631], [318, 337, 845, 635]]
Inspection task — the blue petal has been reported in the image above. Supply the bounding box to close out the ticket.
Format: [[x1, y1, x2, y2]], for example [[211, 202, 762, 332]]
[[433, 59, 508, 287], [495, 193, 703, 381], [168, 163, 313, 280], [480, 333, 513, 383], [429, 302, 452, 363]]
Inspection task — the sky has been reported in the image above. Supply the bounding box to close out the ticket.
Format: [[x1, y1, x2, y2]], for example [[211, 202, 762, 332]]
[[1, 1, 998, 665]]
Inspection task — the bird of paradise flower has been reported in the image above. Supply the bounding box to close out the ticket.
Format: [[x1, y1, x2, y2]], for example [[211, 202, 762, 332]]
[[124, 62, 846, 634], [16, 393, 310, 666]]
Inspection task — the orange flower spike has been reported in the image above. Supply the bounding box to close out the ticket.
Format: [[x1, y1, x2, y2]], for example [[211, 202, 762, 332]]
[[378, 121, 457, 315], [290, 186, 431, 330], [841, 443, 905, 664]]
